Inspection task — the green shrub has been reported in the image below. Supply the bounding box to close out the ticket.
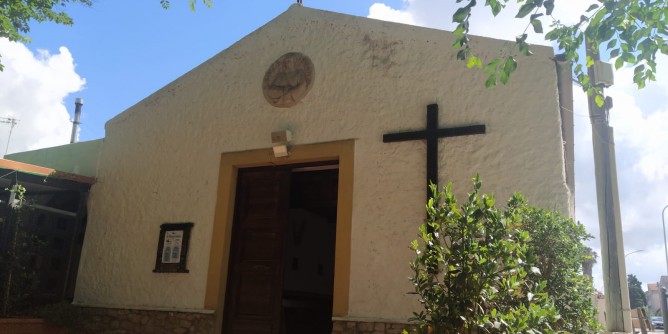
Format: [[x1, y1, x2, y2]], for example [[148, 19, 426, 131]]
[[517, 204, 601, 333], [407, 175, 600, 333]]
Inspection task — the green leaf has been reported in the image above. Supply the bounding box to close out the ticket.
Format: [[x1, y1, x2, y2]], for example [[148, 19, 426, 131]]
[[531, 19, 543, 33], [485, 74, 497, 88], [606, 39, 617, 50], [586, 4, 599, 12], [503, 56, 517, 74], [499, 68, 509, 84], [520, 45, 533, 56], [660, 44, 668, 55], [543, 0, 554, 15], [453, 24, 465, 36], [586, 55, 595, 67], [614, 57, 624, 69], [599, 22, 615, 41], [457, 49, 467, 61], [595, 94, 605, 107], [453, 7, 471, 23], [633, 70, 645, 88], [467, 56, 483, 69], [488, 0, 503, 16], [484, 58, 501, 74], [529, 13, 544, 21], [516, 3, 536, 18], [515, 34, 533, 56]]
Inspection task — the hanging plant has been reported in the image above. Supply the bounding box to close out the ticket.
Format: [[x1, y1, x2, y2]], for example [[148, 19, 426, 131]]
[[0, 184, 44, 317]]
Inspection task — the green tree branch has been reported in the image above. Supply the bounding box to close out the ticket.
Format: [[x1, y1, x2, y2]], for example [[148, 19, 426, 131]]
[[0, 0, 93, 70], [454, 0, 668, 104]]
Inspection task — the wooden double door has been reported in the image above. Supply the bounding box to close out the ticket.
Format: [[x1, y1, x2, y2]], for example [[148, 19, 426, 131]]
[[223, 164, 338, 334]]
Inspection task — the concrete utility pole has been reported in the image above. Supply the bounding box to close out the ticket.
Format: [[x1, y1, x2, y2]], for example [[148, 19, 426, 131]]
[[663, 205, 668, 331], [585, 39, 632, 333], [663, 204, 668, 275], [663, 287, 668, 334]]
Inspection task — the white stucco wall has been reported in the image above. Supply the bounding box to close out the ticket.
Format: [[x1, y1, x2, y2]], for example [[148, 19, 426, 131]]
[[74, 5, 571, 322]]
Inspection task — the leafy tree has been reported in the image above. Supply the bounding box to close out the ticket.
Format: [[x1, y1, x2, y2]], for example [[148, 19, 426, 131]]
[[0, 0, 92, 70], [452, 0, 667, 102], [517, 205, 601, 333], [582, 246, 598, 277], [407, 176, 601, 333], [627, 274, 647, 309], [160, 0, 212, 10], [407, 177, 559, 333]]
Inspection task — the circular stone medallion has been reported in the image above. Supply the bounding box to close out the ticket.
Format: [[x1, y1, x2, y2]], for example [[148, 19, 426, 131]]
[[262, 52, 315, 108]]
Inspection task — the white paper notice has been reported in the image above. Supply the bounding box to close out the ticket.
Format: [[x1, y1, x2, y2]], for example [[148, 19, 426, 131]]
[[162, 230, 184, 264]]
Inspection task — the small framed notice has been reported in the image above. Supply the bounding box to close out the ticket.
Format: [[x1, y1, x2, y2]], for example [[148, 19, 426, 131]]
[[153, 222, 193, 273]]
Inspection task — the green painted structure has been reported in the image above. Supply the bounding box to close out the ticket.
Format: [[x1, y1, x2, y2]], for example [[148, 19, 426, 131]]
[[6, 139, 102, 178]]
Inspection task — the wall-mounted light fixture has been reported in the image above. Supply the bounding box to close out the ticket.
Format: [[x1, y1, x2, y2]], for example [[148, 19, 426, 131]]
[[271, 130, 292, 158]]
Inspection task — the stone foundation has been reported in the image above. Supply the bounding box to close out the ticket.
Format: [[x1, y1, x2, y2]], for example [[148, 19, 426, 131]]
[[332, 320, 417, 334], [71, 307, 214, 334], [64, 307, 415, 334], [0, 318, 66, 334]]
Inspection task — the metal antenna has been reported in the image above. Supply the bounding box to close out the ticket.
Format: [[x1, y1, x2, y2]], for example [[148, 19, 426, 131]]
[[0, 117, 19, 158]]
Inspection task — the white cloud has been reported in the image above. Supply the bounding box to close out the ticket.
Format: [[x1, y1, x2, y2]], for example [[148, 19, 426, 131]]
[[0, 38, 85, 155], [607, 60, 668, 182], [367, 0, 597, 46], [369, 1, 668, 291], [368, 2, 415, 26]]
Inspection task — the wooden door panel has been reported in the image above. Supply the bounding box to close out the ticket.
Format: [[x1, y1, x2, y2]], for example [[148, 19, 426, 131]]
[[235, 271, 277, 315], [228, 321, 274, 334], [244, 202, 282, 220], [239, 176, 284, 222], [223, 168, 290, 334], [240, 232, 280, 261]]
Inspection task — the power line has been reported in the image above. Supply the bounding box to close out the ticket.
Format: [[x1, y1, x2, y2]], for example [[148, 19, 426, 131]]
[[0, 117, 19, 158]]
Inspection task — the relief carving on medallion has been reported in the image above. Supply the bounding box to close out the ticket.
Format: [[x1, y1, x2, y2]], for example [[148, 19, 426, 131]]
[[262, 52, 315, 108]]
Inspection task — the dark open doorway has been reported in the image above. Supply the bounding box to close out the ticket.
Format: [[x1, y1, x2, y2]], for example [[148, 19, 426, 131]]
[[222, 162, 338, 334]]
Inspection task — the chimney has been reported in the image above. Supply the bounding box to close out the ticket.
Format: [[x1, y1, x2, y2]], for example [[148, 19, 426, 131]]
[[70, 98, 83, 144]]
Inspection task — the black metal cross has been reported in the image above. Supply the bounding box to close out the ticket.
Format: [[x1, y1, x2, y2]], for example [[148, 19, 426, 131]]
[[383, 103, 486, 200]]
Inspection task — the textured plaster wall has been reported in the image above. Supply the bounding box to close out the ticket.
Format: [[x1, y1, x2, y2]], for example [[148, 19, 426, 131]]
[[6, 139, 102, 177], [74, 5, 571, 322]]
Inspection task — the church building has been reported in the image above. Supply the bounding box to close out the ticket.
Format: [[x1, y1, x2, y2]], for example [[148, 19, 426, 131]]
[[7, 4, 574, 333]]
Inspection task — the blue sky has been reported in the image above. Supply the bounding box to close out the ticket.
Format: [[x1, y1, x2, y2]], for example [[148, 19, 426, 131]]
[[24, 0, 400, 141], [1, 0, 668, 297]]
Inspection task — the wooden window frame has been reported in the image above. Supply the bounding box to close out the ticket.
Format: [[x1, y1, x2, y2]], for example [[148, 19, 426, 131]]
[[153, 222, 194, 273]]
